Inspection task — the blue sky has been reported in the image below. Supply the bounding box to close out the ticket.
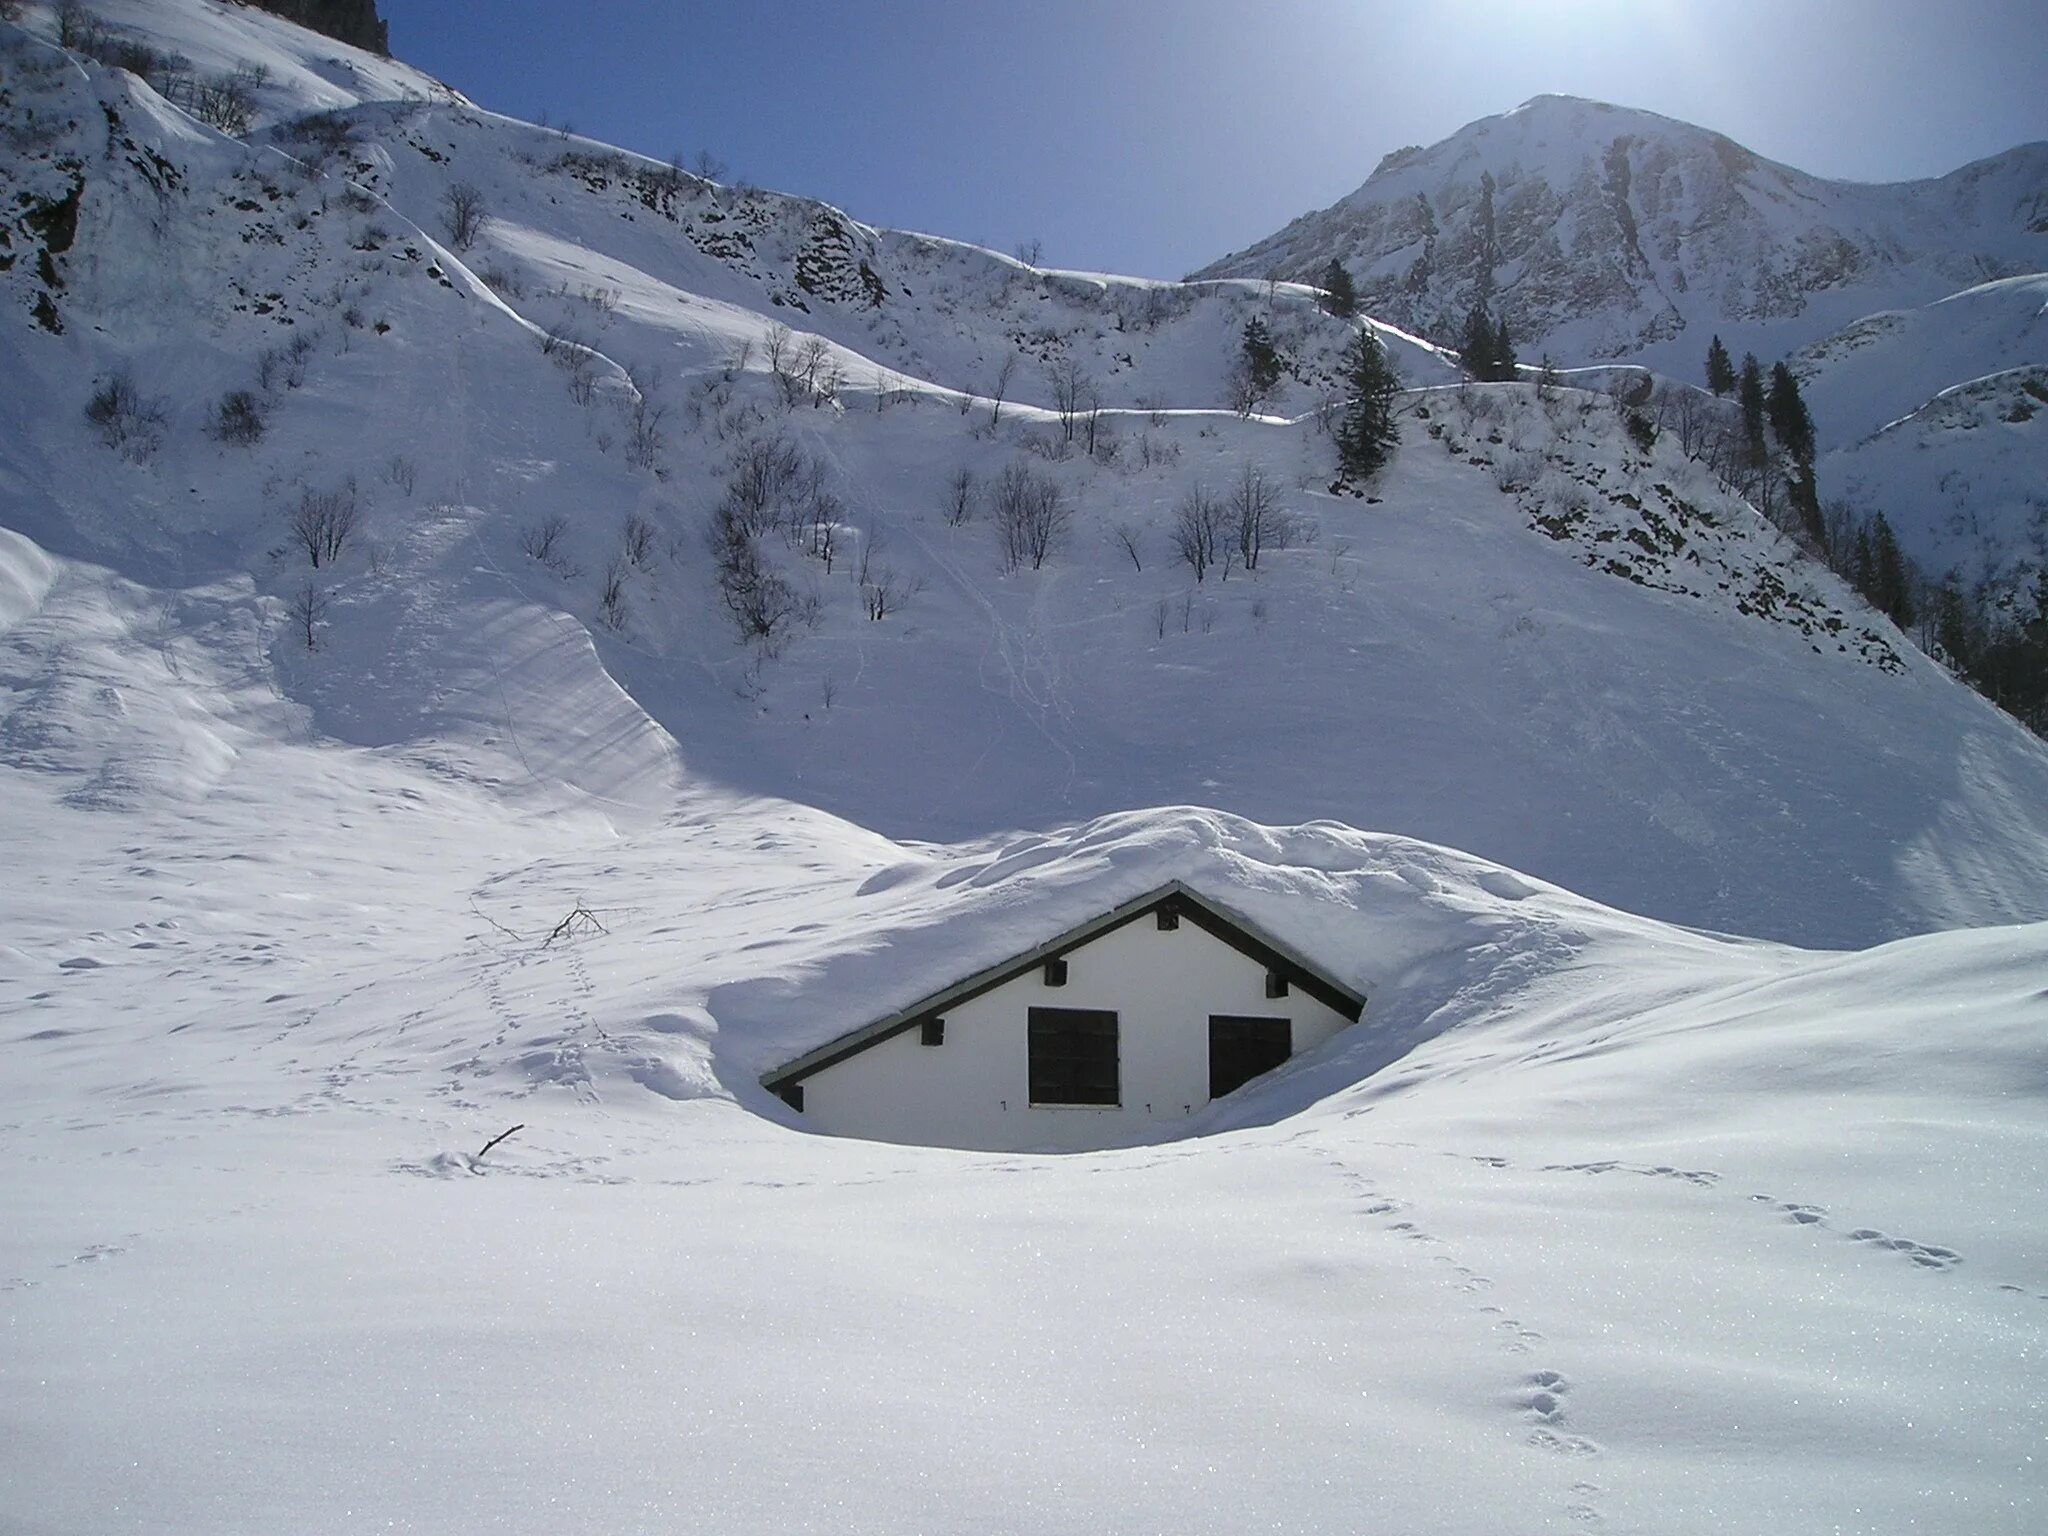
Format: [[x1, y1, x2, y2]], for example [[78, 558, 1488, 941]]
[[379, 0, 2048, 278]]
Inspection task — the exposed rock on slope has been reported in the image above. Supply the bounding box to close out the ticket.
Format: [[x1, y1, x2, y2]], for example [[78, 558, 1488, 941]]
[[245, 0, 388, 55]]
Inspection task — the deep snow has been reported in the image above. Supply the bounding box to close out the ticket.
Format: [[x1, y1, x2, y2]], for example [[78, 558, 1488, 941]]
[[3, 6, 2048, 1533]]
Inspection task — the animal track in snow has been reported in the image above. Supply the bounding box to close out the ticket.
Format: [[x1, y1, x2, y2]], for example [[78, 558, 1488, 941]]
[[1755, 1194, 1963, 1271], [1846, 1228, 1961, 1270], [1518, 1369, 1601, 1457]]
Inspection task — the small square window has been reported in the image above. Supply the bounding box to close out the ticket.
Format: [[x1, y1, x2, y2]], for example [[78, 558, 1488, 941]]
[[920, 1017, 945, 1046], [1156, 907, 1180, 930], [1265, 971, 1290, 999], [1044, 958, 1069, 987]]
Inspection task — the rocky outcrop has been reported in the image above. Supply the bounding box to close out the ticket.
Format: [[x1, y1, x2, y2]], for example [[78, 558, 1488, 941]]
[[245, 1, 389, 55]]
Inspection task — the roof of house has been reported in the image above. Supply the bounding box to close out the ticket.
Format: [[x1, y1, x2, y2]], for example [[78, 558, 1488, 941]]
[[760, 879, 1368, 1092]]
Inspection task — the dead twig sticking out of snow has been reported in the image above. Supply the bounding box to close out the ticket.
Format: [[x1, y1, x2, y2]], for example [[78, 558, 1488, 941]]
[[543, 906, 608, 946], [474, 1124, 525, 1163], [468, 897, 523, 944]]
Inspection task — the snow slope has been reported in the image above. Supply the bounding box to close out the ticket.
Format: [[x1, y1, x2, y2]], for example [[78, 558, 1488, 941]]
[[3, 8, 2048, 1532], [1788, 275, 2048, 584], [6, 10, 2047, 944], [1198, 93, 2048, 374]]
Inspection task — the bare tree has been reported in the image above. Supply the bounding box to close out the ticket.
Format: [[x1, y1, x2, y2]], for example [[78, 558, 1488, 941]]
[[597, 559, 630, 631], [289, 480, 360, 568], [1013, 237, 1044, 266], [692, 149, 729, 183], [383, 454, 417, 496], [708, 502, 800, 644], [1112, 523, 1143, 571], [443, 183, 488, 250], [1048, 356, 1093, 444], [1171, 485, 1223, 582], [621, 513, 658, 571], [1081, 383, 1107, 458], [793, 335, 832, 407], [763, 323, 793, 380], [991, 462, 1070, 573], [989, 350, 1019, 428], [944, 467, 976, 526], [288, 583, 329, 649], [1229, 463, 1284, 572]]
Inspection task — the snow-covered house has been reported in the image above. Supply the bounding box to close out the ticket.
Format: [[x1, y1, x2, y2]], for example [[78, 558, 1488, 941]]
[[762, 881, 1366, 1152]]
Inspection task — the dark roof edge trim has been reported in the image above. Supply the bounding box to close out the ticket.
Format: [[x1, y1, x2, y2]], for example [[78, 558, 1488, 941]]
[[760, 880, 1366, 1091]]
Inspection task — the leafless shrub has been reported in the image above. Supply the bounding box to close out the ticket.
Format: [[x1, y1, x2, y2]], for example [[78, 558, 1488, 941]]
[[185, 66, 263, 136], [84, 372, 167, 461], [288, 583, 329, 649], [209, 390, 266, 445], [1171, 485, 1224, 582], [384, 455, 417, 496], [288, 480, 360, 568], [597, 559, 630, 632], [520, 514, 578, 577], [477, 263, 525, 300], [621, 513, 658, 572], [625, 397, 667, 470], [944, 467, 976, 526], [991, 462, 1070, 573], [861, 564, 923, 621], [443, 182, 488, 250], [1136, 433, 1181, 469], [55, 1, 91, 47]]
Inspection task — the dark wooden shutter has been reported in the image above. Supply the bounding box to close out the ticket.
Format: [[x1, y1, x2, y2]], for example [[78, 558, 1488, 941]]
[[1209, 1015, 1292, 1100], [1028, 1007, 1119, 1105]]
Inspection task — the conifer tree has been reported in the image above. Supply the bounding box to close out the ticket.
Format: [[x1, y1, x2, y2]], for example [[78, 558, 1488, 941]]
[[1320, 258, 1357, 319], [1765, 362, 1815, 465], [1737, 352, 1767, 465], [1460, 302, 1496, 380], [1336, 327, 1400, 482], [1234, 315, 1284, 413], [1868, 512, 1915, 628], [1705, 335, 1735, 396]]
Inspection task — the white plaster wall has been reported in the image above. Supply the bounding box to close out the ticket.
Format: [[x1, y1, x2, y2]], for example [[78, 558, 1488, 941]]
[[796, 915, 1356, 1152]]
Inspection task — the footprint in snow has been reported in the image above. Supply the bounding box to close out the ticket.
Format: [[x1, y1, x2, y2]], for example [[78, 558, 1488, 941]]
[[1847, 1228, 1960, 1270]]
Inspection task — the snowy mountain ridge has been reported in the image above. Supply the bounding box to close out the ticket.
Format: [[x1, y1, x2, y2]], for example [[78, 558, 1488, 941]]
[[1198, 93, 2048, 375]]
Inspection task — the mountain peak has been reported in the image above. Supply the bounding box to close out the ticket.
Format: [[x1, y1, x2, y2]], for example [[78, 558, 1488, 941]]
[[1198, 100, 2046, 369]]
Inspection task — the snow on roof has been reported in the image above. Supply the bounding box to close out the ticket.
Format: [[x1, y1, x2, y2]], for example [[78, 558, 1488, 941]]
[[704, 806, 1676, 1092]]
